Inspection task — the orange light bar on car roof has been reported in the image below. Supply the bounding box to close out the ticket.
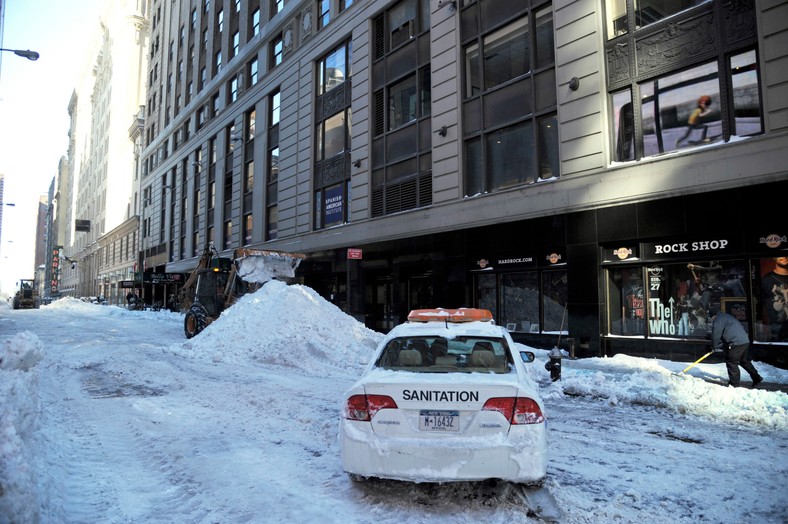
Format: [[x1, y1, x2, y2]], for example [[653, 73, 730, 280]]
[[407, 308, 494, 323]]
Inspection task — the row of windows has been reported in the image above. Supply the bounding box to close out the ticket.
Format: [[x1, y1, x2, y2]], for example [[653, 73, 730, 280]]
[[149, 0, 561, 256], [146, 88, 283, 259], [96, 231, 138, 269], [314, 40, 353, 230], [145, 0, 765, 264], [145, 0, 354, 179], [371, 0, 432, 218], [461, 1, 557, 195]]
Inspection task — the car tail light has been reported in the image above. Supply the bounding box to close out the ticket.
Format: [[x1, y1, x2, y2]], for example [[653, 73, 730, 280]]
[[482, 397, 544, 425], [512, 398, 545, 424], [345, 394, 398, 421]]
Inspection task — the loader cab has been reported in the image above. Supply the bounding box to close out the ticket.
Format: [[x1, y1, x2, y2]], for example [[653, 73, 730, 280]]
[[193, 269, 230, 317]]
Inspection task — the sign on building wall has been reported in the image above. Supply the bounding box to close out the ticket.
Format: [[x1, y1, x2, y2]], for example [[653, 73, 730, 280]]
[[75, 219, 91, 232], [50, 246, 61, 295], [323, 185, 344, 227]]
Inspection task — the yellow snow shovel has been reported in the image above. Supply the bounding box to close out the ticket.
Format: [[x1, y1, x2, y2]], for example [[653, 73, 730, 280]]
[[674, 351, 714, 375]]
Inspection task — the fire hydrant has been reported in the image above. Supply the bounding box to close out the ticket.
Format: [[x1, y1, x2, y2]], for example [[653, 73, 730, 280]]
[[545, 347, 562, 381]]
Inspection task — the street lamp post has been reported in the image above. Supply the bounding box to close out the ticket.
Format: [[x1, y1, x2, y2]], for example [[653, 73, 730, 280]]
[[0, 48, 40, 61]]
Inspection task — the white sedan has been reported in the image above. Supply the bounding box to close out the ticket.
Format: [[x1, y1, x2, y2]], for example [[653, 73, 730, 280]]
[[340, 308, 547, 485]]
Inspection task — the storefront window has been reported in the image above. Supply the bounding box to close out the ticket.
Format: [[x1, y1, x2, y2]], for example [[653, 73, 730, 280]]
[[501, 272, 539, 333], [753, 256, 788, 343], [608, 267, 646, 336], [477, 273, 497, 319], [542, 270, 568, 333], [476, 268, 567, 334], [608, 260, 749, 338]]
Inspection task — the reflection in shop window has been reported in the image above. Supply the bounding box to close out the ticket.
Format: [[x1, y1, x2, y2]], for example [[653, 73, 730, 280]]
[[754, 256, 788, 343], [730, 50, 762, 137], [641, 61, 721, 157], [629, 53, 762, 158]]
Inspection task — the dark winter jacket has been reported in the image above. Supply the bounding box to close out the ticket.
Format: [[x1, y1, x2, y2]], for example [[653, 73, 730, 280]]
[[711, 312, 749, 350]]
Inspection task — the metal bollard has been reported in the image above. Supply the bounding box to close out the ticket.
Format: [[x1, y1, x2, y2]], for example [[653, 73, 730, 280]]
[[544, 346, 562, 381]]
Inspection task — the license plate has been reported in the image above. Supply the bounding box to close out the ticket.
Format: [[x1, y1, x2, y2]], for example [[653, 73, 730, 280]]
[[419, 410, 459, 432]]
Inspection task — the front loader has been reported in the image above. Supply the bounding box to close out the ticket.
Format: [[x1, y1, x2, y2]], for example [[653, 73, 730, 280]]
[[179, 243, 305, 338], [13, 279, 39, 309]]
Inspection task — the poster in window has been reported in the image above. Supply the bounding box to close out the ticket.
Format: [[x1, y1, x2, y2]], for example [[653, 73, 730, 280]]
[[758, 256, 788, 342], [323, 185, 344, 227]]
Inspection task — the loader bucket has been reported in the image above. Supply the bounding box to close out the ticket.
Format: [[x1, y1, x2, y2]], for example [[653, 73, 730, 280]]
[[234, 250, 305, 284]]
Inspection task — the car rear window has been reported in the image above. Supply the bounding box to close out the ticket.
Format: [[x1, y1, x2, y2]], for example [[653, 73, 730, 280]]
[[374, 336, 513, 373]]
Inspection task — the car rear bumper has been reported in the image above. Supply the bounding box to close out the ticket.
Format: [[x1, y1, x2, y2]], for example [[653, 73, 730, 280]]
[[340, 420, 547, 484]]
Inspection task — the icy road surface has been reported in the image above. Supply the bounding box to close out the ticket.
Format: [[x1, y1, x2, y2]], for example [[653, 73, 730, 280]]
[[1, 284, 786, 523]]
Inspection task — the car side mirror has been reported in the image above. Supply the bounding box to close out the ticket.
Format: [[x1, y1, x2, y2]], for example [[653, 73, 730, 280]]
[[520, 351, 535, 363]]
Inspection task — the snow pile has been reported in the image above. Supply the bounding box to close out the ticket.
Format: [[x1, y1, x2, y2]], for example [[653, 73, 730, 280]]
[[172, 281, 382, 373], [0, 331, 44, 522], [534, 351, 788, 429], [235, 252, 302, 283], [44, 296, 182, 325], [44, 296, 101, 313], [1, 331, 44, 371]]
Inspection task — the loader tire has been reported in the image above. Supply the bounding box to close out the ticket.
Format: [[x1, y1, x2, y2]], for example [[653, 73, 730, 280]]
[[184, 304, 208, 339]]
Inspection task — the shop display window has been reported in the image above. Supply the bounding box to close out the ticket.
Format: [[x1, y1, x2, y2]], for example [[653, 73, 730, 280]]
[[477, 269, 567, 334], [501, 272, 539, 332], [608, 260, 748, 339], [753, 256, 788, 343]]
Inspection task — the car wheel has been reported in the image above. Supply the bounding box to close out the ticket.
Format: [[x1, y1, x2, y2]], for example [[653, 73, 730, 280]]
[[184, 304, 208, 338]]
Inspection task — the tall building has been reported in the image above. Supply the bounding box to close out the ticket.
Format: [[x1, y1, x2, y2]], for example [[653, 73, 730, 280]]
[[140, 0, 788, 365], [0, 173, 5, 268], [57, 0, 150, 303], [34, 194, 47, 268]]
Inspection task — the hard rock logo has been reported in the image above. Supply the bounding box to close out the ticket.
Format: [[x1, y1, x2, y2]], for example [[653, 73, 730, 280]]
[[760, 234, 786, 249], [614, 248, 632, 260]]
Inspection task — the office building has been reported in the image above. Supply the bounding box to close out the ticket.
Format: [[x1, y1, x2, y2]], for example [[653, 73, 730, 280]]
[[140, 0, 788, 365]]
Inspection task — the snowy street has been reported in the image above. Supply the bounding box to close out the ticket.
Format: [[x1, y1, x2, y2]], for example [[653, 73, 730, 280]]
[[2, 283, 787, 523]]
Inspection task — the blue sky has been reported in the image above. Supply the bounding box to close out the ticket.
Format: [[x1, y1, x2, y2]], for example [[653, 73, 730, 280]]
[[0, 0, 102, 294]]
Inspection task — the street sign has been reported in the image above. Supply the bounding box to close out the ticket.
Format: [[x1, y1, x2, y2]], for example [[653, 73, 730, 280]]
[[347, 248, 363, 260]]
